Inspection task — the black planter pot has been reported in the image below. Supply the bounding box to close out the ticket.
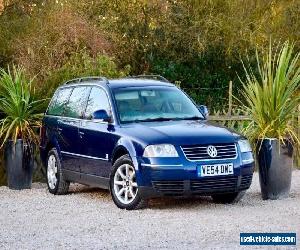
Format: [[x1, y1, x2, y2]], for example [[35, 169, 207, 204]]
[[4, 139, 34, 190], [256, 139, 293, 200]]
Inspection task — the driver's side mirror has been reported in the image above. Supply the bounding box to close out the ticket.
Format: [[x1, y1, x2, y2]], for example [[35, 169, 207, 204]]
[[92, 109, 113, 123], [198, 105, 209, 119]]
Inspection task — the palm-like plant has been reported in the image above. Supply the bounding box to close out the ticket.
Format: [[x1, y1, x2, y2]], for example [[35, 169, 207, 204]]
[[0, 66, 45, 147], [239, 41, 300, 147]]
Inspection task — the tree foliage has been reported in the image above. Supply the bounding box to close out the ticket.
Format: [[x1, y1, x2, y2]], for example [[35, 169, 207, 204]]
[[0, 0, 299, 107]]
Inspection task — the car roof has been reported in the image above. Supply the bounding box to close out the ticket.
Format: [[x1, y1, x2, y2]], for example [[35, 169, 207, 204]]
[[58, 76, 175, 90]]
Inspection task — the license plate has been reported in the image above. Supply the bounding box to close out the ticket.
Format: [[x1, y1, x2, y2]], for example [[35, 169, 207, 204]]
[[198, 163, 234, 177]]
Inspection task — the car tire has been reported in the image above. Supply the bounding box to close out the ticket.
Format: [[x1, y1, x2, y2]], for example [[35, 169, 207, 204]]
[[46, 148, 70, 195], [110, 154, 147, 210], [211, 191, 245, 204]]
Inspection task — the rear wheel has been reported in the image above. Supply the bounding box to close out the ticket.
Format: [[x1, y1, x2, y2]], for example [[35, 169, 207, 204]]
[[46, 148, 69, 195], [110, 154, 147, 210], [211, 191, 245, 204]]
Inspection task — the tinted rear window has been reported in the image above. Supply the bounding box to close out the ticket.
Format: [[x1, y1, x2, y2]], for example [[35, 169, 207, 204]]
[[47, 88, 73, 116], [64, 86, 91, 118]]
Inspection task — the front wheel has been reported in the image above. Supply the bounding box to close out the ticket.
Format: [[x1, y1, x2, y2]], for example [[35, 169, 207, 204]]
[[110, 155, 147, 210], [211, 191, 245, 204]]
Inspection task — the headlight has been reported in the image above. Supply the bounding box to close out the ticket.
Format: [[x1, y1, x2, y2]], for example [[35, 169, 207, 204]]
[[238, 139, 252, 153], [143, 144, 179, 157]]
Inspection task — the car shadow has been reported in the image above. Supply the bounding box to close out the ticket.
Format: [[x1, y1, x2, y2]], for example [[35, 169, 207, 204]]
[[148, 196, 214, 209], [68, 184, 111, 199], [67, 184, 220, 208], [66, 183, 274, 210]]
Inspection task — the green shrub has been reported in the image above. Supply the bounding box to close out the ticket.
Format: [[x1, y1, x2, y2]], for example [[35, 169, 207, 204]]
[[150, 52, 238, 109], [37, 51, 130, 99]]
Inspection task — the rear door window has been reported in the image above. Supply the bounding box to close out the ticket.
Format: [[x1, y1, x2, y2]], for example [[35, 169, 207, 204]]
[[84, 87, 110, 120], [47, 87, 73, 116], [64, 86, 91, 119]]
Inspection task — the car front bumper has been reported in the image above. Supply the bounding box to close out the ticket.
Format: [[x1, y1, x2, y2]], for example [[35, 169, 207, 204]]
[[139, 173, 253, 199], [136, 157, 254, 199]]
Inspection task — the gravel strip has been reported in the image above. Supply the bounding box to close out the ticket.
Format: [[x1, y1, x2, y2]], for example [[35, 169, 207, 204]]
[[0, 171, 299, 250]]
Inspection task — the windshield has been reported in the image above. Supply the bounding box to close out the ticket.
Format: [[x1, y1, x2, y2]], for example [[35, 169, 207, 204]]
[[113, 87, 204, 123]]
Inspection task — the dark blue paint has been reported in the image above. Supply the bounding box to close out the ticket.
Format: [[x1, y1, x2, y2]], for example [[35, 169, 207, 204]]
[[40, 78, 254, 197], [78, 120, 117, 177]]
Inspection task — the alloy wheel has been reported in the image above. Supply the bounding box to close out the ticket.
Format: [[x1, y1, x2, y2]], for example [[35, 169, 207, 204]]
[[113, 164, 138, 204], [47, 155, 58, 189]]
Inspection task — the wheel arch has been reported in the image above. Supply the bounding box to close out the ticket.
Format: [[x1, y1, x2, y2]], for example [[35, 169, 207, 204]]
[[111, 145, 129, 165], [111, 138, 141, 170], [42, 138, 62, 165]]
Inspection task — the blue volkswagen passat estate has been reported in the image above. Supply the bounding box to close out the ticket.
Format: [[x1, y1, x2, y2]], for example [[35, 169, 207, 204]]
[[40, 75, 254, 209]]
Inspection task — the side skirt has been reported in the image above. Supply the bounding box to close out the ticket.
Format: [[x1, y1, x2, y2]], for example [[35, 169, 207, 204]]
[[62, 169, 110, 190]]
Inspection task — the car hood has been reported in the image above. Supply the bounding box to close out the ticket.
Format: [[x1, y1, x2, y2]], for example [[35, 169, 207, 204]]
[[119, 120, 241, 146]]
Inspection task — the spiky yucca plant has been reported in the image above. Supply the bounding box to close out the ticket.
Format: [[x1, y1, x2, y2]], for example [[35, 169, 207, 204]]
[[240, 41, 300, 147], [0, 66, 45, 147]]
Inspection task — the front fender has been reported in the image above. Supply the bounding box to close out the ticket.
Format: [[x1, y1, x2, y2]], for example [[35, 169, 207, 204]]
[[112, 137, 146, 171]]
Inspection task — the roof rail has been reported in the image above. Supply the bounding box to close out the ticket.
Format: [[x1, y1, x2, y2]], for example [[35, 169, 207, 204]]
[[127, 75, 170, 83], [64, 76, 109, 85]]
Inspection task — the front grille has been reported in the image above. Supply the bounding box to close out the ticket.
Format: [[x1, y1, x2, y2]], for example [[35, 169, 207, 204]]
[[152, 181, 184, 196], [181, 143, 237, 161], [240, 174, 253, 189], [190, 176, 237, 194]]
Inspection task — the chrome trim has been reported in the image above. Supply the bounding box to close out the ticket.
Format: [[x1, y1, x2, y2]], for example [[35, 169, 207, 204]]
[[61, 151, 109, 161], [141, 163, 183, 167], [45, 114, 112, 125], [180, 144, 238, 162], [183, 145, 234, 149]]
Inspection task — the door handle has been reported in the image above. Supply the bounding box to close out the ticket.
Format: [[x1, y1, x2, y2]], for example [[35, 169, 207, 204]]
[[79, 131, 85, 138]]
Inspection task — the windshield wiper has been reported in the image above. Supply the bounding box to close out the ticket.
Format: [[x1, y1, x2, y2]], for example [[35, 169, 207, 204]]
[[125, 116, 204, 123], [179, 116, 204, 121], [141, 117, 174, 122]]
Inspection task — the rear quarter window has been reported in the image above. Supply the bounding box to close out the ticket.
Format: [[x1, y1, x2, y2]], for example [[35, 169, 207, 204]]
[[47, 88, 73, 116]]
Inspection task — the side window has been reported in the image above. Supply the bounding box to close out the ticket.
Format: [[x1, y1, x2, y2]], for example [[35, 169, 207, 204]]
[[64, 87, 91, 118], [85, 87, 110, 120], [47, 88, 73, 116]]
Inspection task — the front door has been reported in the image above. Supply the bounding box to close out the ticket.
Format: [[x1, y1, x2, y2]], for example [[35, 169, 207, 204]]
[[79, 87, 116, 177]]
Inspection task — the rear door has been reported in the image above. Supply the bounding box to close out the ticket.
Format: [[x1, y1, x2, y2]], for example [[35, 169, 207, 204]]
[[58, 86, 91, 173], [78, 87, 116, 177], [42, 87, 73, 164]]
